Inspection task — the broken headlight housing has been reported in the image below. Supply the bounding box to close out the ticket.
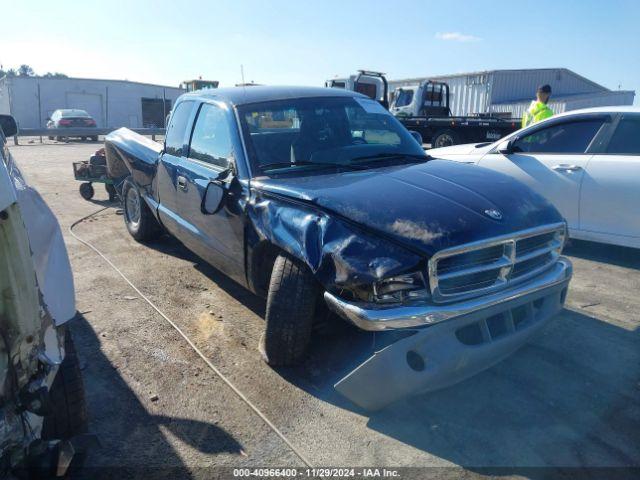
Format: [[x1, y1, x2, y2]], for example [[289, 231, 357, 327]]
[[372, 271, 429, 304]]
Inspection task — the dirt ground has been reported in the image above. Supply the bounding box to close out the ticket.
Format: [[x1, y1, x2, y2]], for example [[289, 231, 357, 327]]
[[8, 139, 640, 479]]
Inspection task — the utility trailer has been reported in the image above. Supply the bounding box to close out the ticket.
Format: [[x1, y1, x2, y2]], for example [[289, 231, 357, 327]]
[[327, 72, 519, 147]]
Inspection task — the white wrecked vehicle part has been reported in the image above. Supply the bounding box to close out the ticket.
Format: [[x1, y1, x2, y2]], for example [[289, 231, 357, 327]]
[[0, 128, 88, 476], [5, 159, 75, 326]]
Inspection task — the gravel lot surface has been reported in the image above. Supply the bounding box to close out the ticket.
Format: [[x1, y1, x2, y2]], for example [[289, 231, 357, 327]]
[[8, 140, 640, 479]]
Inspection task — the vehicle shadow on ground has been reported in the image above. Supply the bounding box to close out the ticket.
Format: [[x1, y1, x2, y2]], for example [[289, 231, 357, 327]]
[[291, 308, 640, 476], [130, 235, 640, 475], [564, 239, 640, 270], [144, 235, 266, 317], [70, 313, 243, 479]]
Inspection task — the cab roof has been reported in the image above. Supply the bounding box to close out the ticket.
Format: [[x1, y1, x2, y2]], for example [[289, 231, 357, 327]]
[[180, 85, 368, 106]]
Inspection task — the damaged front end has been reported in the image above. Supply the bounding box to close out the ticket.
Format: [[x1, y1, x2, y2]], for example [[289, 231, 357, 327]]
[[1, 149, 86, 476], [249, 167, 572, 411]]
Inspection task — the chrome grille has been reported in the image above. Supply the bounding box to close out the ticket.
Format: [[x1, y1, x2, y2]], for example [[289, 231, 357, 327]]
[[428, 223, 566, 303]]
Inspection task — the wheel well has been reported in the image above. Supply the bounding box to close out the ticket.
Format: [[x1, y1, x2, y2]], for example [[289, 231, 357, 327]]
[[248, 241, 281, 298]]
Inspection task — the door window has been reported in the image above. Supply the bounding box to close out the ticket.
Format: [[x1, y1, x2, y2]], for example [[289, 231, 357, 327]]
[[188, 103, 232, 168], [606, 115, 640, 154], [512, 119, 605, 154], [395, 89, 414, 107], [165, 101, 193, 156]]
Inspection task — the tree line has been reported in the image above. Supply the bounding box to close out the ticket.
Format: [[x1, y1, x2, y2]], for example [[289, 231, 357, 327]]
[[0, 64, 68, 78]]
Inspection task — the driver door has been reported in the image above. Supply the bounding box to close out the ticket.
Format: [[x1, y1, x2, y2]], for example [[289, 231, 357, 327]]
[[478, 116, 610, 230], [174, 101, 246, 283]]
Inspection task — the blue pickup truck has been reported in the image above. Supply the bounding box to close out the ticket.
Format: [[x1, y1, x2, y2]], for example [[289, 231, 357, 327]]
[[105, 86, 572, 409]]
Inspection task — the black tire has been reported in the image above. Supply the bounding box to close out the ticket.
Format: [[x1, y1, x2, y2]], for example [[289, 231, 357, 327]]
[[56, 136, 64, 142], [42, 332, 88, 441], [81, 137, 87, 141], [432, 129, 461, 148], [122, 176, 162, 242], [260, 253, 319, 366], [79, 183, 94, 200], [48, 135, 54, 140], [91, 136, 99, 142]]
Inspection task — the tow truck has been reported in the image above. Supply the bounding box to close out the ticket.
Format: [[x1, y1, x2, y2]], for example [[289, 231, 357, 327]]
[[327, 71, 519, 147]]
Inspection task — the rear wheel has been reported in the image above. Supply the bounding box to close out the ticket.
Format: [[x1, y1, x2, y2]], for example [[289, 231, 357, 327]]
[[432, 129, 461, 148], [122, 176, 162, 242], [260, 253, 319, 366], [91, 136, 98, 142]]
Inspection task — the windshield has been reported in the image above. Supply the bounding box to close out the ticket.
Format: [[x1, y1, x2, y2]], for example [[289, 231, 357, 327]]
[[394, 89, 414, 107], [238, 96, 426, 175]]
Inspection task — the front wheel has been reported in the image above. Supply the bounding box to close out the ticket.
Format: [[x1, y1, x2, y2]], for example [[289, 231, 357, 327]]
[[122, 177, 162, 242], [260, 253, 319, 366]]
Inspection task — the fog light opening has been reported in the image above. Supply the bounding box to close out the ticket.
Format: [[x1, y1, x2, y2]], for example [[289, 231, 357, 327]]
[[406, 350, 425, 372]]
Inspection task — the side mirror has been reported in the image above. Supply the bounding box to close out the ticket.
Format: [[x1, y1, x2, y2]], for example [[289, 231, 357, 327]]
[[202, 181, 225, 214], [201, 164, 234, 215], [409, 130, 423, 145], [0, 115, 18, 138], [497, 139, 514, 155]]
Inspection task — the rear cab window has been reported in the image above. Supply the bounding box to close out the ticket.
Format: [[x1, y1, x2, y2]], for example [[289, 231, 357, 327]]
[[164, 101, 194, 156]]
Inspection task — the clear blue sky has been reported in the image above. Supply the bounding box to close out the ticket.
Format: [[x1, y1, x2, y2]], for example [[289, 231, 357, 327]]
[[3, 0, 638, 102]]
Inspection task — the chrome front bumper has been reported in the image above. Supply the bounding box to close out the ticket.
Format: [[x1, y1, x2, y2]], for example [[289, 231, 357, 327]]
[[324, 258, 573, 331], [329, 258, 573, 410]]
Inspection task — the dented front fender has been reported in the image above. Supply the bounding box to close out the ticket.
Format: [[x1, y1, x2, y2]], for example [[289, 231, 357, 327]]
[[246, 190, 422, 293]]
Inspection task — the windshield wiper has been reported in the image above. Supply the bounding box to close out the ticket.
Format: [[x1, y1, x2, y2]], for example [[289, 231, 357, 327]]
[[260, 160, 358, 171], [349, 153, 430, 164]]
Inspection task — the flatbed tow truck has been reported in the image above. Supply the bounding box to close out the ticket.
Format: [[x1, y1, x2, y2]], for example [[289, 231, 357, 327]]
[[327, 71, 519, 147]]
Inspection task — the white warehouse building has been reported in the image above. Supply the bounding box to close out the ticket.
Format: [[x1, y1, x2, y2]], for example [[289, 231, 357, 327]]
[[0, 76, 185, 129], [388, 68, 635, 117]]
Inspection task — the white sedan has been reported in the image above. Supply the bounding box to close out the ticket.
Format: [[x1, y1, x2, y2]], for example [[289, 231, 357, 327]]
[[428, 106, 640, 249]]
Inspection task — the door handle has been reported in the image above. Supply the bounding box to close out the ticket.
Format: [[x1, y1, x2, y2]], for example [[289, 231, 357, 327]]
[[552, 164, 583, 172], [177, 175, 188, 190]]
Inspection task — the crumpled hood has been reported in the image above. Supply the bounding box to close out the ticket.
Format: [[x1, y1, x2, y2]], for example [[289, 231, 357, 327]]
[[254, 160, 562, 256], [428, 142, 493, 158]]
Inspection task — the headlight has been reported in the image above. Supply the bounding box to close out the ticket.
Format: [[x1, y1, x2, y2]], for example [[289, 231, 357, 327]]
[[372, 271, 429, 304]]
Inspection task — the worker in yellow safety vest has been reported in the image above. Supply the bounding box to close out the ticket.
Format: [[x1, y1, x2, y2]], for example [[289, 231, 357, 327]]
[[521, 84, 553, 128]]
